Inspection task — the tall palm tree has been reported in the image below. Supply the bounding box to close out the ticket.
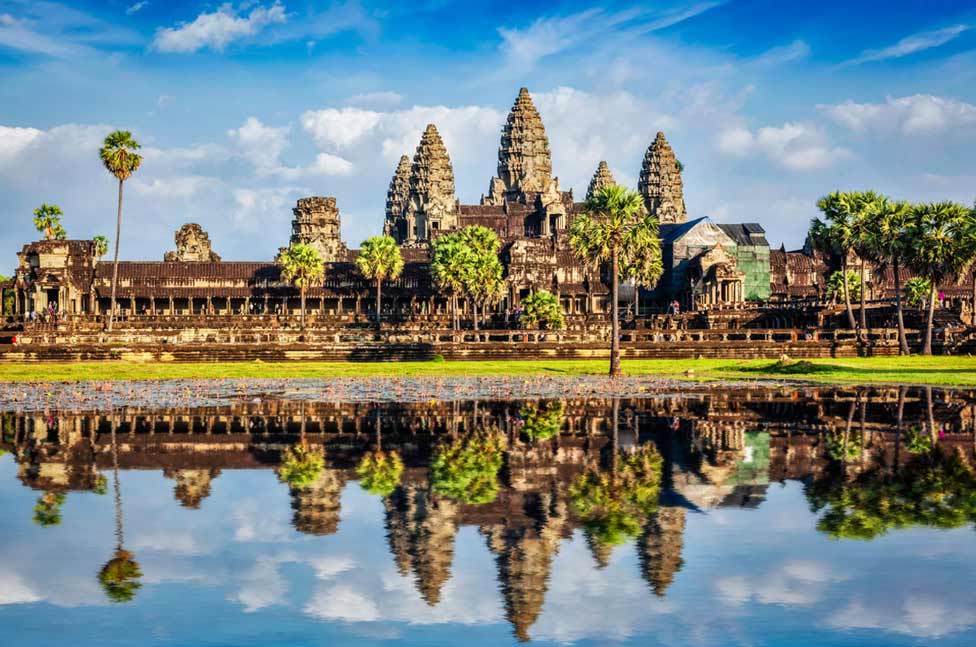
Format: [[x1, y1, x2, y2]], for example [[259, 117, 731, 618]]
[[907, 201, 972, 355], [355, 235, 404, 324], [847, 191, 881, 338], [278, 243, 325, 329], [458, 226, 504, 331], [33, 203, 67, 240], [812, 192, 858, 331], [431, 233, 475, 332], [570, 184, 660, 377], [866, 197, 913, 354], [92, 235, 110, 259], [99, 131, 142, 332], [99, 415, 142, 603]]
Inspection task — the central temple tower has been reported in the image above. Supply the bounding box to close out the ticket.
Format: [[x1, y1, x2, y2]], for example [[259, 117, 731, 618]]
[[638, 132, 687, 224], [484, 87, 556, 204]]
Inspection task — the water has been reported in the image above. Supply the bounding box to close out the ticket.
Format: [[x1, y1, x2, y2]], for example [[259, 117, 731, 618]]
[[1, 381, 975, 646]]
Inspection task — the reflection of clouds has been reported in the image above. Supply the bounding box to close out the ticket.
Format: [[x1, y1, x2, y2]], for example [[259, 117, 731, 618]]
[[231, 498, 291, 543], [828, 594, 976, 638], [131, 531, 204, 555], [305, 585, 380, 622], [0, 571, 40, 604], [309, 555, 354, 579], [715, 560, 840, 607], [230, 558, 289, 613]]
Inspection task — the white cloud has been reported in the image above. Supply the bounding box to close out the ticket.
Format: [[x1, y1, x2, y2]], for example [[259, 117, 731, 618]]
[[304, 585, 380, 622], [821, 94, 976, 135], [300, 108, 382, 150], [0, 125, 43, 159], [151, 2, 288, 53], [126, 1, 149, 16], [131, 175, 220, 198], [231, 559, 289, 612], [228, 116, 291, 172], [847, 24, 969, 65], [716, 122, 850, 171], [753, 40, 811, 66], [0, 571, 41, 605]]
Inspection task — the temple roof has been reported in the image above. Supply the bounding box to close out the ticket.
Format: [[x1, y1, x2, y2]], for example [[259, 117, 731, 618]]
[[717, 223, 768, 247], [585, 161, 615, 201]]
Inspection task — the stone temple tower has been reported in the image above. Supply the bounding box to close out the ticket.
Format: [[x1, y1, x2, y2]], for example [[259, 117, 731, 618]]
[[287, 196, 348, 261], [401, 124, 459, 243], [384, 155, 412, 240], [638, 132, 687, 224], [585, 161, 616, 201], [484, 87, 556, 205]]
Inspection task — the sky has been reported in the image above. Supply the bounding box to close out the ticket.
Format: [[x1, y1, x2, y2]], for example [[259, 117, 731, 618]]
[[1, 0, 975, 266]]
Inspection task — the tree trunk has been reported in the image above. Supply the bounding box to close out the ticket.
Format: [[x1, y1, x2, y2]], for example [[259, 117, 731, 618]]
[[893, 258, 909, 354], [895, 385, 905, 470], [375, 278, 382, 325], [926, 385, 936, 442], [107, 179, 124, 332], [472, 297, 479, 331], [300, 284, 306, 330], [610, 246, 621, 378], [841, 256, 856, 330], [922, 282, 936, 355], [859, 258, 867, 341]]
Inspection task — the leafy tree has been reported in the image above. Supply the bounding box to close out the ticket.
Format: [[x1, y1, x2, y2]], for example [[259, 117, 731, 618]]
[[825, 431, 862, 462], [520, 290, 564, 330], [806, 446, 976, 540], [571, 185, 661, 377], [99, 550, 143, 603], [811, 192, 861, 330], [906, 201, 972, 355], [0, 275, 13, 315], [278, 444, 325, 490], [33, 204, 66, 240], [278, 243, 325, 329], [866, 197, 914, 354], [846, 191, 883, 336], [355, 235, 404, 324], [458, 226, 506, 330], [33, 491, 66, 526], [431, 232, 475, 331], [519, 401, 565, 441], [99, 131, 142, 332], [959, 204, 976, 322], [356, 451, 404, 497], [92, 235, 109, 259], [431, 428, 506, 505], [903, 426, 934, 454], [904, 277, 932, 308], [826, 271, 861, 304]]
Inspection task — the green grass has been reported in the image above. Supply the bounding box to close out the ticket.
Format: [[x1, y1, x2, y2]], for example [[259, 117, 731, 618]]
[[0, 356, 974, 386]]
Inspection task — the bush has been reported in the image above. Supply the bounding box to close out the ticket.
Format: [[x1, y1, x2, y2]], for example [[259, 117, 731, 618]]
[[521, 290, 565, 330]]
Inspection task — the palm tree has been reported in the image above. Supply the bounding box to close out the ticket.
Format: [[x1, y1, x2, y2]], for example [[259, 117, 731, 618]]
[[960, 204, 976, 325], [431, 233, 475, 332], [277, 243, 325, 329], [99, 415, 142, 603], [458, 226, 505, 330], [33, 203, 66, 240], [866, 197, 913, 354], [355, 235, 404, 324], [92, 235, 110, 259], [812, 192, 857, 331], [99, 131, 142, 332], [848, 191, 881, 338], [570, 184, 660, 377], [907, 201, 972, 355]]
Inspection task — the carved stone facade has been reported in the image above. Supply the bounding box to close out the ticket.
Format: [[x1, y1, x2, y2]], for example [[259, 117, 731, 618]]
[[638, 132, 687, 225], [287, 197, 348, 262], [384, 155, 412, 240], [398, 124, 460, 244], [164, 224, 221, 262], [485, 87, 556, 205], [586, 161, 616, 200]]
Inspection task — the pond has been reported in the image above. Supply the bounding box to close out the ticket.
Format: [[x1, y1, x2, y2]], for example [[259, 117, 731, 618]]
[[1, 380, 975, 646]]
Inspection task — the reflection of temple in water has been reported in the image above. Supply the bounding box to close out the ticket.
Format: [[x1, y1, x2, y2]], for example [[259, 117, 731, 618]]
[[2, 387, 974, 642]]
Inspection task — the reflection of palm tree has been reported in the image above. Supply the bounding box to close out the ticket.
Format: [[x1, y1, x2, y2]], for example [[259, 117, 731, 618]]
[[357, 413, 404, 497], [32, 491, 65, 526], [98, 415, 142, 603]]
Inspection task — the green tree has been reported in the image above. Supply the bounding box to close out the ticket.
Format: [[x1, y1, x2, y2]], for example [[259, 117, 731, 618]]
[[99, 131, 142, 332], [431, 232, 475, 331], [431, 428, 506, 505], [959, 205, 976, 323], [906, 201, 971, 355], [519, 401, 565, 441], [571, 185, 661, 377], [32, 491, 66, 526], [278, 445, 326, 490], [811, 192, 858, 331], [278, 243, 325, 329], [847, 191, 882, 336], [826, 271, 861, 304], [93, 235, 109, 259], [33, 203, 66, 240], [866, 197, 914, 354], [904, 277, 932, 308], [99, 418, 142, 603], [457, 226, 505, 330], [520, 290, 564, 330], [355, 235, 404, 324]]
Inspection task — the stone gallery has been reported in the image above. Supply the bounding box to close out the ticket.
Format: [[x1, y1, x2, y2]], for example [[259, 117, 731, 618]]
[[4, 88, 974, 358]]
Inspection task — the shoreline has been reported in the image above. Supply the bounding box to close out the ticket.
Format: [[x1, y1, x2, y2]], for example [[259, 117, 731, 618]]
[[0, 356, 974, 387]]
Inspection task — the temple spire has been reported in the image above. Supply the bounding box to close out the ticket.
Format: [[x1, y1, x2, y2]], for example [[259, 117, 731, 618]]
[[485, 87, 554, 205], [638, 131, 687, 224], [585, 161, 616, 201], [384, 155, 412, 240], [404, 124, 458, 242]]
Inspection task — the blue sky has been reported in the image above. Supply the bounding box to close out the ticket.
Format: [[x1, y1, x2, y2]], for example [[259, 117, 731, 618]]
[[1, 1, 975, 264]]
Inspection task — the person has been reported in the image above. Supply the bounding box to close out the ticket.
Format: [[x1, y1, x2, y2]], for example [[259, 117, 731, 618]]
[[938, 291, 945, 308]]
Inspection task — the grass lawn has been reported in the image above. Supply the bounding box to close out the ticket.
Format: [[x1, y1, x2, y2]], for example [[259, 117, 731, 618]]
[[0, 356, 973, 386]]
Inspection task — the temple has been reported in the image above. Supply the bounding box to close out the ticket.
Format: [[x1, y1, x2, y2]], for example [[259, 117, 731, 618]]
[[3, 87, 974, 357]]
